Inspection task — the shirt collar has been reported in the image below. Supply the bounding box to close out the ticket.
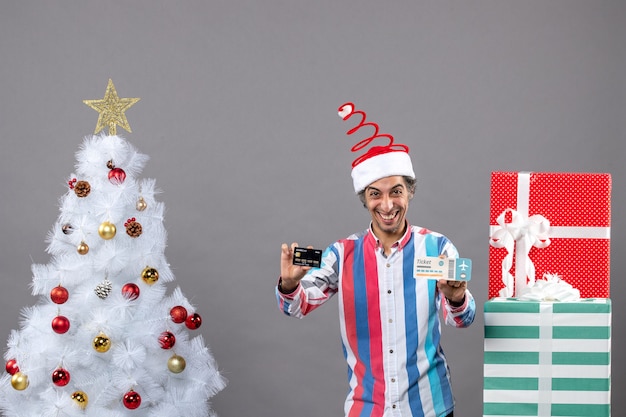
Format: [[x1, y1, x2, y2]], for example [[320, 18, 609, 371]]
[[367, 219, 413, 251]]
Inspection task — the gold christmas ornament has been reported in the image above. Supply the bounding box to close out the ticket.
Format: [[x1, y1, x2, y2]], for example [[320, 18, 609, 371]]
[[136, 196, 147, 211], [167, 354, 186, 373], [93, 332, 111, 353], [77, 241, 89, 255], [71, 391, 89, 409], [98, 221, 117, 240], [167, 354, 187, 374], [141, 266, 159, 285], [83, 79, 140, 135], [10, 372, 29, 390]]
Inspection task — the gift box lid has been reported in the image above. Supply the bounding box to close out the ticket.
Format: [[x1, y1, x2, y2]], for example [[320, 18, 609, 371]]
[[490, 172, 611, 228]]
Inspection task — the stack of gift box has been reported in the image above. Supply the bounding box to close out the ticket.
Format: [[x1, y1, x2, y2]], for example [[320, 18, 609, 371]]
[[483, 172, 612, 417]]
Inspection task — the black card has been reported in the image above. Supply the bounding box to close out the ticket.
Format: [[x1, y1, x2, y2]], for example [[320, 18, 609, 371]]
[[292, 247, 322, 268]]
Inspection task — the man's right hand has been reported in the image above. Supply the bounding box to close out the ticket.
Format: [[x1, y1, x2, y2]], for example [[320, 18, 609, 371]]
[[279, 242, 311, 293]]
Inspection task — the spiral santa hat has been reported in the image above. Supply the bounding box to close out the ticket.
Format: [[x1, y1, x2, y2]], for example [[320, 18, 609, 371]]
[[338, 102, 415, 193]]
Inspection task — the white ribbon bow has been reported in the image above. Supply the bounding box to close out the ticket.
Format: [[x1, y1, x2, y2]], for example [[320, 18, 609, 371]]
[[517, 273, 581, 301], [489, 208, 551, 297]]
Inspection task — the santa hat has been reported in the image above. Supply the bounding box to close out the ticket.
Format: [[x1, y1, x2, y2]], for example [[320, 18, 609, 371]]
[[338, 102, 415, 193]]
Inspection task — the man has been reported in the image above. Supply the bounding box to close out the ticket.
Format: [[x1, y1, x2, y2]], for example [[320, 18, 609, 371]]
[[276, 103, 475, 417]]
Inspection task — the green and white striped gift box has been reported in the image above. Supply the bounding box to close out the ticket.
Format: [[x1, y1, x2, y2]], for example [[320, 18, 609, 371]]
[[483, 298, 611, 417]]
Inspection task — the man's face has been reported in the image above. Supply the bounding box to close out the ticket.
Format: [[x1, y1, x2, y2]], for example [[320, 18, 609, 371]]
[[363, 176, 413, 240]]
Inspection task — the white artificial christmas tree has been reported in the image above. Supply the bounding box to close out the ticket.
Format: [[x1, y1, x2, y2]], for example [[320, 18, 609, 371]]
[[0, 80, 226, 416]]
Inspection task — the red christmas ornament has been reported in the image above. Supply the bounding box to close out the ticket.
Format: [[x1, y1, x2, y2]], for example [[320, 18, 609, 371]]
[[185, 313, 202, 330], [169, 306, 188, 324], [50, 285, 69, 304], [108, 168, 126, 185], [158, 331, 176, 349], [51, 316, 70, 334], [123, 390, 141, 409], [52, 368, 70, 386], [5, 359, 19, 375], [121, 283, 140, 300]]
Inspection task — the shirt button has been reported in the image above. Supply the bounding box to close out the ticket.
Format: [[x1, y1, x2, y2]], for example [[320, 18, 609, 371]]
[[392, 405, 397, 409], [389, 349, 394, 354], [391, 378, 396, 383], [388, 319, 393, 323], [386, 263, 391, 268], [387, 290, 392, 294]]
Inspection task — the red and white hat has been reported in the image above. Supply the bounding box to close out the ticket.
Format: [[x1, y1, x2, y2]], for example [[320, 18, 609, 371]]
[[338, 102, 415, 193]]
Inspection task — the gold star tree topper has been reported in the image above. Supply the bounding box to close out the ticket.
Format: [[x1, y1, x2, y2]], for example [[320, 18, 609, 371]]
[[83, 79, 140, 135]]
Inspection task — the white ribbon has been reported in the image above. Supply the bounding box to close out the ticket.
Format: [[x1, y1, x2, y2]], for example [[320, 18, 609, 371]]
[[489, 208, 551, 297], [537, 302, 554, 417]]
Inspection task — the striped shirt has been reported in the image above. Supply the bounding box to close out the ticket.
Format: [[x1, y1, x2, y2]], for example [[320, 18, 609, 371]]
[[276, 224, 476, 417]]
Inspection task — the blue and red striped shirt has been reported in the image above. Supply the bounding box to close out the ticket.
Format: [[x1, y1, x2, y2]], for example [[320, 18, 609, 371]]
[[276, 223, 475, 417]]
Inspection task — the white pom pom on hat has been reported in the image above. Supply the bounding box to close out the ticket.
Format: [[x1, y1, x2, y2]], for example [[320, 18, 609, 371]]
[[338, 102, 415, 193]]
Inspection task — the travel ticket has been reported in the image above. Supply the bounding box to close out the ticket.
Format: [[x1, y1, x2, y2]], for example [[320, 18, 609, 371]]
[[413, 257, 472, 281]]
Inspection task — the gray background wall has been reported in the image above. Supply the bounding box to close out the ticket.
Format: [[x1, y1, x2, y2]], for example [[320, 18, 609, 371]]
[[0, 1, 624, 416]]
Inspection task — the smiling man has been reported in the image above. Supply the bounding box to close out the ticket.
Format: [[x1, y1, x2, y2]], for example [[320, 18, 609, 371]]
[[275, 103, 476, 417]]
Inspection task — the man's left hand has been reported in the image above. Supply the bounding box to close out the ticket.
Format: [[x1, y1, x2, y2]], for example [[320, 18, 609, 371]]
[[437, 279, 467, 306]]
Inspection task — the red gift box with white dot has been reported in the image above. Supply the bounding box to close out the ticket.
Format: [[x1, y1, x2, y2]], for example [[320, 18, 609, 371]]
[[488, 172, 611, 299]]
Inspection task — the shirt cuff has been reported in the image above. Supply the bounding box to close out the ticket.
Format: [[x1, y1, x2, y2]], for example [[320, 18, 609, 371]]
[[277, 276, 299, 297], [446, 293, 468, 312]]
